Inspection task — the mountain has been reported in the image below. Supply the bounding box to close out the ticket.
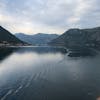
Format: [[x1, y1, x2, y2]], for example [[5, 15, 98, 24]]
[[0, 26, 25, 46], [49, 27, 100, 49], [15, 33, 59, 46]]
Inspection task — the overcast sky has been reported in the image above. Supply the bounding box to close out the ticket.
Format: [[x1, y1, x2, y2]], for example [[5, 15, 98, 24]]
[[0, 0, 100, 34]]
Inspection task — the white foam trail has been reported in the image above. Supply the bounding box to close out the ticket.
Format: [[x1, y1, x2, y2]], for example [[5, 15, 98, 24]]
[[1, 90, 13, 100], [14, 85, 23, 94], [25, 74, 35, 88]]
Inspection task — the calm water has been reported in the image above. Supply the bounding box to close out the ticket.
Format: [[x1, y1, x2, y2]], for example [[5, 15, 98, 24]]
[[0, 46, 100, 100]]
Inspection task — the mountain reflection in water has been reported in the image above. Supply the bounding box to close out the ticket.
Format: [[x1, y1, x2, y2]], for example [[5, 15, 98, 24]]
[[0, 46, 100, 100]]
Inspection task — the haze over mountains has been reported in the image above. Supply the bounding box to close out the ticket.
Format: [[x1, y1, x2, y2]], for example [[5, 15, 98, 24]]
[[15, 33, 59, 46], [0, 26, 58, 46], [0, 25, 100, 50]]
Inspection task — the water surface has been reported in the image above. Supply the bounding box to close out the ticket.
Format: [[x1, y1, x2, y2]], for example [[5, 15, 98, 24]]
[[0, 46, 100, 100]]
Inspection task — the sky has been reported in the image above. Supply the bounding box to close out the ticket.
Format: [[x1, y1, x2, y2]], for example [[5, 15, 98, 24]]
[[0, 0, 100, 34]]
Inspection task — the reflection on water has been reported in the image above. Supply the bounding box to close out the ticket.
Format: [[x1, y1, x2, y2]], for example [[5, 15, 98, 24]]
[[0, 47, 18, 62], [0, 46, 100, 100]]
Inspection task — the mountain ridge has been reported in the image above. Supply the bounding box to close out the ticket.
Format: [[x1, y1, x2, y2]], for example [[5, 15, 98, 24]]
[[0, 26, 26, 46], [49, 27, 100, 49], [15, 33, 59, 46]]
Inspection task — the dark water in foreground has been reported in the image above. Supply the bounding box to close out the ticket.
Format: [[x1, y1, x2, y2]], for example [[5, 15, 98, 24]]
[[0, 47, 100, 100]]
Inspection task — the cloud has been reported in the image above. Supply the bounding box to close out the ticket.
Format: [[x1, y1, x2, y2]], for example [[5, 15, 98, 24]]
[[0, 0, 100, 34]]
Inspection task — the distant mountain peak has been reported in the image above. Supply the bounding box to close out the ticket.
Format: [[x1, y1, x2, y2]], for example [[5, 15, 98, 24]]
[[15, 33, 59, 45]]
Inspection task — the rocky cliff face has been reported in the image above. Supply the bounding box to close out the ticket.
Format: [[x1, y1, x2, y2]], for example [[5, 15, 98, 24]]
[[49, 27, 100, 49]]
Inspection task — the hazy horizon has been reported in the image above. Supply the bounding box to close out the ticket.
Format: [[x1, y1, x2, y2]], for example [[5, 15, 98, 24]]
[[0, 0, 100, 34]]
